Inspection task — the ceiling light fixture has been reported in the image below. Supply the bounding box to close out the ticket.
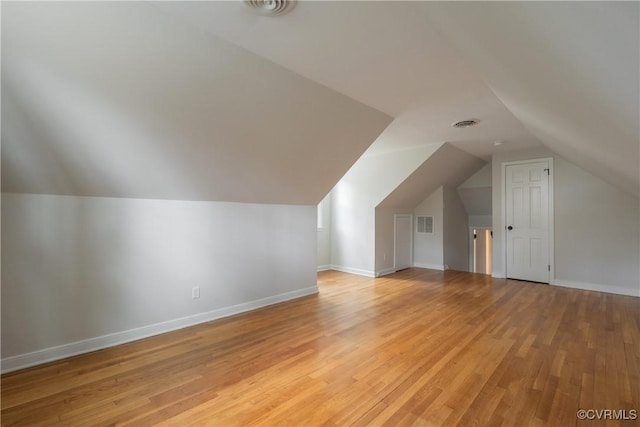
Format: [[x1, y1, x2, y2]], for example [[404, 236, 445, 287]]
[[452, 119, 479, 128], [244, 0, 297, 16], [493, 140, 504, 146]]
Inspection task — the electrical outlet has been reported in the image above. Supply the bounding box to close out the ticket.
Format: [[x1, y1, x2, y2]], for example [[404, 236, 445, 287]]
[[192, 286, 200, 299]]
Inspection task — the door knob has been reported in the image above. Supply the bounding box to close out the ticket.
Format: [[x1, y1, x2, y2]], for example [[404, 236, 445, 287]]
[[507, 225, 513, 230]]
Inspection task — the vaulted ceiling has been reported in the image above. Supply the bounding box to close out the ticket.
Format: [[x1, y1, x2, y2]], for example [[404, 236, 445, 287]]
[[424, 2, 639, 197], [1, 2, 391, 204], [152, 1, 542, 158], [2, 1, 638, 202], [378, 143, 486, 209]]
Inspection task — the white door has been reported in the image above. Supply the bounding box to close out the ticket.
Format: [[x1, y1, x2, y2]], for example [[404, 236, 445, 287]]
[[505, 161, 550, 283], [394, 214, 412, 271]]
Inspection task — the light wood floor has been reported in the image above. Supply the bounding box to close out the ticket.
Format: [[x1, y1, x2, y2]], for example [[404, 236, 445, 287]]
[[2, 269, 639, 426]]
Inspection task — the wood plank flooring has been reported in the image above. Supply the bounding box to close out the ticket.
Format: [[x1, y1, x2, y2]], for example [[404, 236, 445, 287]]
[[2, 268, 639, 426]]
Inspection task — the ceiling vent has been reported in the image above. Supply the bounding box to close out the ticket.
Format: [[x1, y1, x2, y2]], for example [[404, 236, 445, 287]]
[[244, 0, 297, 16], [452, 119, 479, 128]]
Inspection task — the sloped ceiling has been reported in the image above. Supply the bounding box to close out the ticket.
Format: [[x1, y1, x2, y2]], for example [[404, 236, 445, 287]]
[[1, 2, 391, 204], [154, 1, 541, 159], [457, 187, 492, 217], [155, 1, 638, 197], [378, 144, 486, 209], [424, 2, 639, 197], [457, 163, 492, 217], [2, 2, 637, 203]]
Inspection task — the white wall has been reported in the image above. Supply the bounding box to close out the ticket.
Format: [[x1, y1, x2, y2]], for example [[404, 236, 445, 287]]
[[330, 179, 376, 276], [443, 186, 469, 272], [412, 185, 470, 272], [374, 144, 483, 275], [330, 143, 441, 276], [458, 162, 492, 230], [413, 187, 444, 270], [317, 193, 332, 270], [1, 193, 318, 371], [553, 157, 639, 295], [469, 215, 492, 228], [492, 147, 640, 296], [374, 207, 413, 275]]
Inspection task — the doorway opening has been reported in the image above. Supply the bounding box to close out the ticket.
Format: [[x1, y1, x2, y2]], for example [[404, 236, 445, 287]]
[[394, 214, 413, 272], [470, 227, 492, 275]]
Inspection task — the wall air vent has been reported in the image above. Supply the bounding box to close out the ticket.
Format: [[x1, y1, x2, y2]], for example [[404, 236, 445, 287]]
[[244, 0, 297, 16], [452, 119, 479, 128], [416, 216, 434, 234]]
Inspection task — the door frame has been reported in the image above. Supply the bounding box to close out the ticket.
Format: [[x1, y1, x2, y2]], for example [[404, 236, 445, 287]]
[[501, 158, 554, 282], [469, 226, 492, 274], [393, 214, 413, 271]]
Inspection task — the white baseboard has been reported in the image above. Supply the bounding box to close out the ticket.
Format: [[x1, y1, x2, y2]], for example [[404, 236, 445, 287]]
[[492, 271, 506, 279], [413, 262, 445, 271], [329, 265, 375, 278], [317, 265, 331, 272], [375, 267, 397, 277], [552, 279, 639, 297], [1, 286, 319, 374]]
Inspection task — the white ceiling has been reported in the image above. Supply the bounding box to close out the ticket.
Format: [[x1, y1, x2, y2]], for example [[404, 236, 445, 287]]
[[1, 2, 391, 203], [378, 143, 485, 209], [153, 1, 541, 159], [154, 0, 639, 196], [424, 1, 639, 197], [2, 1, 638, 202]]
